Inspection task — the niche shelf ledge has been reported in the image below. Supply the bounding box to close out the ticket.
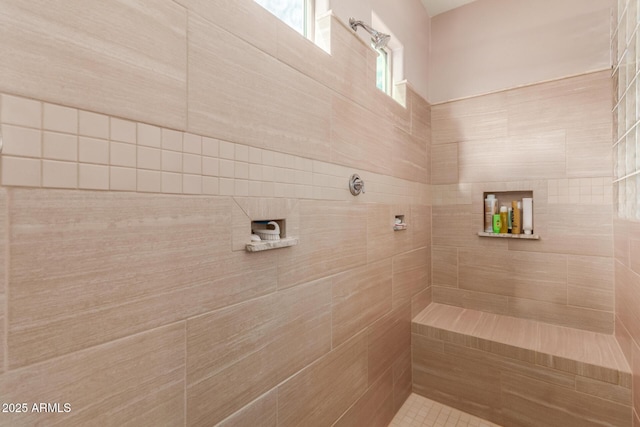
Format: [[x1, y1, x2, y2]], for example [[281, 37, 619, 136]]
[[477, 232, 540, 240], [245, 237, 299, 252]]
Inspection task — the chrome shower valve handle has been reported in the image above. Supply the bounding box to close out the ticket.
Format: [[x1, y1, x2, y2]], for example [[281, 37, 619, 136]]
[[349, 174, 365, 195]]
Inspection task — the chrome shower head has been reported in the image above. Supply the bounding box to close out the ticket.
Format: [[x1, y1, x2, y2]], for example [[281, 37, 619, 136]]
[[349, 17, 391, 50]]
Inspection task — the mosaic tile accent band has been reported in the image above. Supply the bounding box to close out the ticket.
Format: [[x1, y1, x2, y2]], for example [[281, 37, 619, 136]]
[[0, 93, 429, 206]]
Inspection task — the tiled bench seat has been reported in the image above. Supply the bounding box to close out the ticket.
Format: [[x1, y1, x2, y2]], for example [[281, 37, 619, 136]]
[[412, 303, 632, 427]]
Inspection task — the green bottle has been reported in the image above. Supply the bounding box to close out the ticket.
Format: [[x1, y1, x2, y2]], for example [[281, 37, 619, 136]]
[[492, 214, 501, 233]]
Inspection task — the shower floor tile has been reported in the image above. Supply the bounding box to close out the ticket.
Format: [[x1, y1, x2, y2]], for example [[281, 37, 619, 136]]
[[389, 393, 502, 427]]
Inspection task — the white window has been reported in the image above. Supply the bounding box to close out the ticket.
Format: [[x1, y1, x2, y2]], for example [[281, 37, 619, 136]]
[[254, 0, 314, 39], [375, 46, 392, 95]]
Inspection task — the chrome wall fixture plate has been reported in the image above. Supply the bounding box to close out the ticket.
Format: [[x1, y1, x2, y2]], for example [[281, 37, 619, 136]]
[[349, 174, 365, 195]]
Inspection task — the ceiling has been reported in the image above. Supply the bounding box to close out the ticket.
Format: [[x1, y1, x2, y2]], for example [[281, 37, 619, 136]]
[[420, 0, 478, 17]]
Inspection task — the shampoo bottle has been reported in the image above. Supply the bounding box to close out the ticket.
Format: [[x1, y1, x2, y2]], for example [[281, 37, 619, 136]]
[[512, 200, 521, 234], [484, 194, 497, 232], [499, 205, 508, 233], [522, 198, 533, 235]]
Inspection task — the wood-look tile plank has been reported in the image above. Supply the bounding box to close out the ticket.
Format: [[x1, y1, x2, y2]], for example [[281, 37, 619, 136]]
[[0, 0, 187, 129], [277, 332, 368, 427], [188, 15, 331, 161], [501, 373, 631, 427], [458, 248, 568, 304], [392, 247, 430, 308], [332, 369, 394, 427], [186, 279, 331, 426], [0, 323, 185, 427], [367, 304, 411, 386], [278, 201, 367, 289], [216, 390, 277, 427], [331, 260, 392, 347], [6, 189, 278, 368]]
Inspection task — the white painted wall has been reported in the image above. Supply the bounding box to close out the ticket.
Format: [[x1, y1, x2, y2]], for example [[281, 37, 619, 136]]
[[321, 0, 431, 102], [429, 0, 613, 103]]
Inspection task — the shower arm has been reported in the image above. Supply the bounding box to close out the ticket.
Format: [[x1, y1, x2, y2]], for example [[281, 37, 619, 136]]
[[348, 17, 390, 49], [349, 18, 377, 36]]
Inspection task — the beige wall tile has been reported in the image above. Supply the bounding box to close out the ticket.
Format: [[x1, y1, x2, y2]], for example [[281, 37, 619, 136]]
[[431, 91, 508, 145], [411, 288, 432, 319], [278, 201, 367, 289], [161, 128, 182, 151], [432, 286, 510, 315], [137, 123, 162, 148], [0, 323, 185, 426], [331, 94, 394, 176], [411, 205, 431, 249], [110, 141, 136, 168], [79, 136, 109, 165], [110, 118, 136, 144], [0, 190, 5, 374], [431, 143, 458, 185], [1, 156, 41, 187], [43, 103, 77, 134], [188, 15, 331, 162], [79, 164, 109, 190], [79, 110, 109, 139], [392, 129, 429, 183], [332, 260, 392, 347], [177, 0, 278, 57], [1, 124, 41, 157], [509, 204, 613, 258], [161, 150, 182, 173], [0, 0, 187, 129], [508, 297, 613, 334], [458, 248, 568, 304], [630, 222, 640, 276], [42, 160, 77, 189], [183, 174, 202, 195], [333, 369, 395, 427], [277, 332, 368, 427], [413, 340, 501, 422], [576, 375, 632, 406], [137, 146, 161, 171], [432, 246, 457, 288], [368, 304, 411, 385], [183, 133, 202, 155], [187, 278, 331, 425], [202, 137, 218, 157], [501, 373, 630, 427], [367, 204, 397, 262], [217, 390, 277, 427], [6, 190, 279, 367], [110, 167, 136, 192], [202, 176, 219, 195], [183, 153, 202, 175], [0, 94, 41, 128], [161, 172, 182, 194], [634, 342, 640, 416], [392, 248, 430, 308], [43, 131, 77, 161], [616, 260, 640, 350], [137, 169, 161, 193], [392, 348, 413, 412]]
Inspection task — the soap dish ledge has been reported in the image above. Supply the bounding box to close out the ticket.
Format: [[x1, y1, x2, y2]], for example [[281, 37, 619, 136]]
[[246, 237, 299, 252], [477, 231, 540, 240]]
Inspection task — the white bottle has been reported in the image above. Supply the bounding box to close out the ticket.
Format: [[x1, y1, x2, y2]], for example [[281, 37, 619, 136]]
[[522, 198, 533, 235], [484, 194, 497, 232]]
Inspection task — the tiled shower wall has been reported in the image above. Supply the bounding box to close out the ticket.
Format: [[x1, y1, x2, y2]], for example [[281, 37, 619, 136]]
[[430, 70, 615, 333], [612, 0, 640, 424], [0, 1, 431, 426]]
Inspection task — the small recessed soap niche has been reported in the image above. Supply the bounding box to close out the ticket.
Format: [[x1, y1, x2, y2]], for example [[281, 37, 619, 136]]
[[394, 215, 407, 231], [246, 219, 299, 252], [479, 190, 539, 239]]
